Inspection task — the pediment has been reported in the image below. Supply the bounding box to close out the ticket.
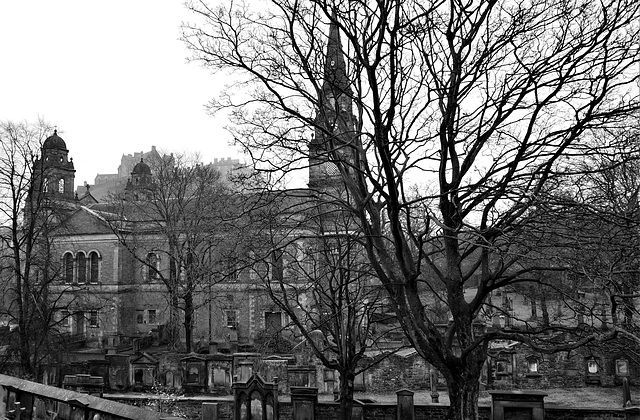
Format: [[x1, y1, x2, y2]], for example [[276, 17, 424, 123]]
[[53, 206, 115, 235], [130, 352, 158, 365]]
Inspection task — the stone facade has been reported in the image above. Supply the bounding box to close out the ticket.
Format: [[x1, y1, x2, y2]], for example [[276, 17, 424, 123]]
[[486, 339, 640, 389]]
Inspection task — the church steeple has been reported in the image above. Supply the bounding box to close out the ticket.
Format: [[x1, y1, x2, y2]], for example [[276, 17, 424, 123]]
[[323, 19, 351, 101], [309, 18, 357, 190]]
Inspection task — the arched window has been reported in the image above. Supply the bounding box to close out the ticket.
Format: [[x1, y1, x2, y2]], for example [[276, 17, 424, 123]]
[[63, 253, 74, 284], [77, 253, 87, 284], [89, 251, 100, 284], [58, 178, 65, 193], [146, 253, 160, 280]]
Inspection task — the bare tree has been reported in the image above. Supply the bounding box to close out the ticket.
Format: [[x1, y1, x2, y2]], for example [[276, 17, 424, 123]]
[[183, 0, 640, 418], [0, 120, 74, 377], [251, 199, 399, 419], [104, 153, 240, 353]]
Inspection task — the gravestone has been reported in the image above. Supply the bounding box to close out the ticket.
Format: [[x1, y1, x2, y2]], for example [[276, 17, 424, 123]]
[[488, 390, 546, 420], [291, 387, 317, 420], [202, 402, 219, 420], [396, 389, 415, 420]]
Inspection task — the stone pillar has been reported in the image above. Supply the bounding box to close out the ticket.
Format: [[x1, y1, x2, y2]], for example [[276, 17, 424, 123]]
[[291, 386, 317, 420], [202, 402, 219, 420], [396, 389, 415, 420], [623, 377, 632, 407], [488, 390, 547, 420], [430, 368, 439, 403]]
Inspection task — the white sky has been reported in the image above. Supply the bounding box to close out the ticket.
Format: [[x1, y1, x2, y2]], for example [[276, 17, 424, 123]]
[[0, 1, 241, 188]]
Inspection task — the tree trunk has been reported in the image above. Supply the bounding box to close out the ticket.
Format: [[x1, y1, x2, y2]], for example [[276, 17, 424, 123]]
[[169, 291, 181, 350], [184, 291, 194, 353], [529, 287, 538, 320], [540, 291, 550, 327], [337, 370, 355, 420], [15, 268, 34, 376], [447, 372, 481, 420]]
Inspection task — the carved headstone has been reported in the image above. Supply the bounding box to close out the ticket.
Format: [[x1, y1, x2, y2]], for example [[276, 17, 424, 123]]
[[396, 389, 415, 420], [291, 387, 317, 420]]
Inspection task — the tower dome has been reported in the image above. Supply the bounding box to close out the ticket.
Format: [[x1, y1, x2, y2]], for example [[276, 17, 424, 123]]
[[43, 130, 68, 151], [131, 158, 151, 175]]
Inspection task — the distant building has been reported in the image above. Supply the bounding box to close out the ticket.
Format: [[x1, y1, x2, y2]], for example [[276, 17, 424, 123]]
[[76, 146, 246, 202]]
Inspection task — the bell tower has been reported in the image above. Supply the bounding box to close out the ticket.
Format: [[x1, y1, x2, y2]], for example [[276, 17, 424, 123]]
[[38, 130, 76, 201], [308, 19, 358, 190], [125, 158, 154, 200]]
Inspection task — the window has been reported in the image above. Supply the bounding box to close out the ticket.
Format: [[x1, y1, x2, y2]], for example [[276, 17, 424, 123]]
[[354, 372, 365, 391], [89, 252, 99, 283], [148, 309, 157, 325], [265, 311, 282, 333], [58, 178, 65, 193], [226, 256, 239, 282], [616, 359, 629, 376], [225, 310, 238, 329], [77, 253, 86, 284], [89, 310, 98, 328], [587, 358, 599, 374], [324, 369, 335, 381], [63, 253, 74, 284], [146, 253, 160, 280], [60, 310, 70, 328], [527, 358, 539, 374], [136, 310, 145, 324]]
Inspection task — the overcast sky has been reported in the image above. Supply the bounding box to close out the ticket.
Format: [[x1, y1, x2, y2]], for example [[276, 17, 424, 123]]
[[0, 1, 240, 188]]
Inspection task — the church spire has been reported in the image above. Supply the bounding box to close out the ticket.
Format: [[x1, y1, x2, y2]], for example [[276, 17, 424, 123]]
[[323, 18, 351, 99], [308, 17, 358, 189]]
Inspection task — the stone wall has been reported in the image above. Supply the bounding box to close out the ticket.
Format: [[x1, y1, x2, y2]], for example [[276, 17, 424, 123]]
[[364, 352, 431, 392], [108, 395, 631, 420]]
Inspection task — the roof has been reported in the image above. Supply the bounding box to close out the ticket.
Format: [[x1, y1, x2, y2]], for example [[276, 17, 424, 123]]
[[131, 352, 159, 365], [132, 158, 152, 175], [43, 130, 67, 151]]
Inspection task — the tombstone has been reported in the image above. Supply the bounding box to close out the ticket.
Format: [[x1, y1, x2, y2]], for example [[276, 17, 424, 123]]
[[396, 389, 415, 420], [488, 390, 546, 420], [291, 387, 317, 420], [166, 371, 175, 388], [351, 400, 364, 420], [233, 373, 278, 420], [0, 385, 7, 418], [208, 353, 233, 393], [130, 352, 158, 390], [182, 354, 208, 393], [202, 402, 219, 420]]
